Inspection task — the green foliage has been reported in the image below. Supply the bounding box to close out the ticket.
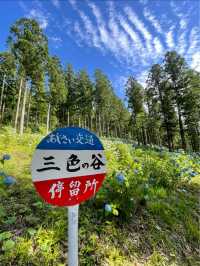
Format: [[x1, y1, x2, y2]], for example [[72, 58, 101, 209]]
[[0, 128, 199, 265]]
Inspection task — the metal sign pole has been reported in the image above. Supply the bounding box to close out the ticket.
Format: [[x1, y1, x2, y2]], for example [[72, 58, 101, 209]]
[[68, 204, 79, 266]]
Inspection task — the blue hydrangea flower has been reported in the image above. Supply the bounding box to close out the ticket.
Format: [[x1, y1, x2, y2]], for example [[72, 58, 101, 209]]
[[3, 176, 16, 186], [116, 173, 125, 184], [0, 171, 6, 177], [104, 204, 112, 212], [189, 171, 198, 177], [2, 154, 11, 161]]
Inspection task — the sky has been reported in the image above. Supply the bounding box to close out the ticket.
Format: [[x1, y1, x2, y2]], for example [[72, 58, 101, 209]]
[[0, 0, 199, 99]]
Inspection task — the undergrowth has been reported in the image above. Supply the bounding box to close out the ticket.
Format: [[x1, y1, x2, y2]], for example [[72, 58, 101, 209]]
[[0, 127, 199, 265]]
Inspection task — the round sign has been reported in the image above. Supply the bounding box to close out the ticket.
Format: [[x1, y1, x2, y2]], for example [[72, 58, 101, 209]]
[[31, 127, 106, 206]]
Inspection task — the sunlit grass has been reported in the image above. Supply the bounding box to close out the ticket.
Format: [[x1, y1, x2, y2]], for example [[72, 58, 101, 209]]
[[0, 128, 199, 265]]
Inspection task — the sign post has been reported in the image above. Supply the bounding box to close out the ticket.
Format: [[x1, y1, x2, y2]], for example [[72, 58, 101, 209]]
[[68, 205, 79, 266], [31, 127, 106, 265]]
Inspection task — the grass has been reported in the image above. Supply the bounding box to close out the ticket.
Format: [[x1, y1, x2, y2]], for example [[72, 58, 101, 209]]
[[0, 127, 199, 265]]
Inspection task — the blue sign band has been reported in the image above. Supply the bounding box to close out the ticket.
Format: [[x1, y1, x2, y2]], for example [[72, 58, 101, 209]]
[[37, 127, 104, 150]]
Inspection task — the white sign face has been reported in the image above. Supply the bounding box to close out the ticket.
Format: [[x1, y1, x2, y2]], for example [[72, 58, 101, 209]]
[[32, 150, 106, 182], [31, 127, 106, 206]]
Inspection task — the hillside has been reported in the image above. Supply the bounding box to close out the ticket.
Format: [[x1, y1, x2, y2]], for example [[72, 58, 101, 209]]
[[0, 127, 199, 266]]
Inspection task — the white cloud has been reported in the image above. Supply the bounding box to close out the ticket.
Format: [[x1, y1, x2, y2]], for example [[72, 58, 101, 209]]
[[78, 10, 102, 49], [118, 14, 144, 51], [187, 27, 199, 55], [166, 27, 175, 49], [180, 18, 187, 30], [49, 36, 62, 48], [87, 1, 131, 61], [137, 70, 149, 88], [124, 6, 153, 53], [73, 22, 86, 46], [143, 8, 162, 33], [191, 51, 200, 72], [52, 0, 60, 8], [153, 37, 163, 55], [27, 9, 48, 29], [139, 0, 148, 5], [68, 0, 77, 10], [177, 31, 187, 55]]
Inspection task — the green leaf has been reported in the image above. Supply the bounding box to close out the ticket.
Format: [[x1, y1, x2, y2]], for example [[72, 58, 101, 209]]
[[4, 216, 16, 225], [112, 209, 119, 216], [27, 228, 37, 236], [0, 232, 12, 241], [0, 207, 6, 218], [2, 239, 15, 251]]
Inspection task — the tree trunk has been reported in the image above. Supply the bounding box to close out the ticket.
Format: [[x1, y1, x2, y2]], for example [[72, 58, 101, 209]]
[[115, 124, 117, 138], [67, 110, 70, 126], [0, 74, 6, 119], [1, 102, 5, 123], [177, 107, 186, 150], [78, 116, 81, 127], [14, 78, 23, 131], [90, 115, 93, 131], [46, 102, 51, 134], [98, 114, 101, 136], [96, 114, 98, 133], [26, 88, 32, 128], [19, 81, 27, 135]]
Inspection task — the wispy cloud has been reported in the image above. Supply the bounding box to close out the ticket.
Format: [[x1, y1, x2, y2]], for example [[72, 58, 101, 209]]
[[143, 8, 162, 33], [137, 70, 149, 88], [179, 18, 187, 30], [153, 37, 163, 55], [63, 0, 199, 78], [79, 10, 101, 49], [166, 27, 175, 49], [49, 36, 62, 48], [124, 6, 153, 54], [68, 0, 77, 10], [187, 27, 199, 56], [191, 51, 200, 72], [118, 14, 144, 51], [27, 9, 49, 29], [52, 0, 60, 8]]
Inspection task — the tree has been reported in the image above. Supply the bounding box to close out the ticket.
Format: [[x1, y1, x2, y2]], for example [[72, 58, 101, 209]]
[[8, 18, 48, 133], [94, 69, 113, 135], [65, 64, 78, 126], [0, 52, 16, 124], [183, 69, 200, 151], [47, 56, 67, 129], [147, 64, 177, 150], [164, 51, 188, 150], [125, 76, 147, 144], [76, 70, 93, 128]]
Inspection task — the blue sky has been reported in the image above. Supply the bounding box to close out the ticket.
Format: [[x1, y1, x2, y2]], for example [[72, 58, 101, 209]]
[[0, 0, 199, 99]]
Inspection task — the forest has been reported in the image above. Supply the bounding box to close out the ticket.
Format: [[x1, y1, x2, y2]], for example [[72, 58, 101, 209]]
[[0, 18, 199, 151]]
